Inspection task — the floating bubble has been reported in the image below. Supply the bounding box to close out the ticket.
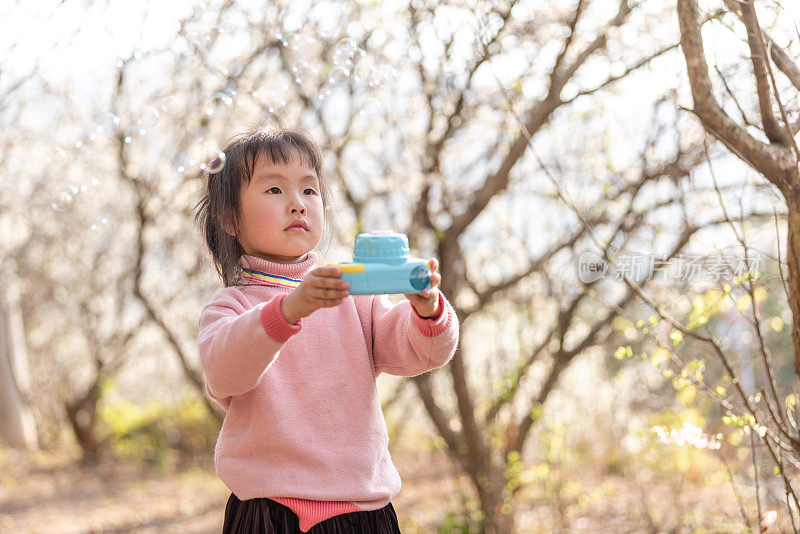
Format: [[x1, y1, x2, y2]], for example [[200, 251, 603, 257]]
[[101, 113, 121, 135], [327, 66, 350, 85], [284, 32, 321, 60], [333, 42, 357, 68], [83, 131, 98, 145], [47, 147, 67, 164], [276, 15, 303, 41], [291, 61, 320, 87], [138, 106, 160, 128], [80, 177, 100, 194], [90, 216, 108, 231], [265, 80, 290, 114], [212, 91, 234, 108], [369, 65, 397, 89], [160, 95, 181, 115], [201, 151, 227, 174], [332, 48, 353, 68], [191, 136, 225, 171], [353, 58, 376, 85], [359, 97, 382, 117], [124, 125, 146, 144], [51, 191, 74, 211], [317, 86, 333, 101]]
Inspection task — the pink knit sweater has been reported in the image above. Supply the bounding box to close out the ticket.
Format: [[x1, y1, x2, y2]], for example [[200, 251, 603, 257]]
[[198, 252, 459, 531]]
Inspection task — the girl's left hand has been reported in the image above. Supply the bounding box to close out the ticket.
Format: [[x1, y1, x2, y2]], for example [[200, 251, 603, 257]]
[[405, 257, 441, 318]]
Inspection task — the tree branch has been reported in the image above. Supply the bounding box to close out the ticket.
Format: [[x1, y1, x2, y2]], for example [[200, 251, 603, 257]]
[[676, 0, 796, 192], [739, 0, 788, 145]]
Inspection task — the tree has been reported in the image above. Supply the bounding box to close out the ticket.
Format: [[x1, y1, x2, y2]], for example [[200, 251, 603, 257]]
[[2, 0, 771, 530], [0, 271, 38, 451], [664, 0, 800, 528], [677, 0, 800, 370]]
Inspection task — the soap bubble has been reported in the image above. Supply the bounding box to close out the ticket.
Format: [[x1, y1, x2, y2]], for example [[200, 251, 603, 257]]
[[369, 65, 397, 89], [284, 32, 322, 61], [212, 91, 234, 108], [90, 216, 108, 231], [160, 95, 181, 115], [82, 130, 98, 146], [333, 38, 358, 67], [327, 66, 350, 85], [51, 190, 74, 211], [47, 147, 67, 164], [80, 177, 100, 194], [201, 151, 227, 174], [291, 61, 320, 87], [359, 97, 382, 117], [267, 80, 290, 114], [138, 106, 160, 128], [102, 113, 121, 134], [276, 15, 303, 41], [192, 136, 225, 173], [353, 58, 376, 85], [316, 86, 333, 101], [123, 125, 146, 144]]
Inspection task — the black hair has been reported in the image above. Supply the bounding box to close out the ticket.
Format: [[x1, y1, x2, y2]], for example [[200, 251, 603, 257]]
[[195, 125, 333, 287]]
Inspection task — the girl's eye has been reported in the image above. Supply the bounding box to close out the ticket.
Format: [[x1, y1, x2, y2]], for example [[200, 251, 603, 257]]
[[303, 188, 317, 195], [266, 187, 281, 194]]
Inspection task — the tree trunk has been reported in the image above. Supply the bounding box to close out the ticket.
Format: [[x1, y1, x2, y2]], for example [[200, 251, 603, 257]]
[[0, 275, 39, 450], [787, 200, 800, 376], [473, 464, 515, 534], [65, 383, 105, 464]]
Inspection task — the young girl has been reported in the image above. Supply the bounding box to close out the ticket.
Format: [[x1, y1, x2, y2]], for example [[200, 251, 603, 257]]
[[195, 126, 459, 533]]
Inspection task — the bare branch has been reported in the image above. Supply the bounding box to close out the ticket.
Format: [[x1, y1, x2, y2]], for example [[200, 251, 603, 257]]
[[739, 0, 789, 145], [676, 0, 796, 191]]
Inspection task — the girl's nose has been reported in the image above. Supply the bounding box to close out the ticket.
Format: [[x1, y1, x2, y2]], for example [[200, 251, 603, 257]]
[[290, 197, 306, 214]]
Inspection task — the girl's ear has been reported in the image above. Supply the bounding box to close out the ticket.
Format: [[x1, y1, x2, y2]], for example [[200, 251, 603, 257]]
[[220, 213, 236, 237]]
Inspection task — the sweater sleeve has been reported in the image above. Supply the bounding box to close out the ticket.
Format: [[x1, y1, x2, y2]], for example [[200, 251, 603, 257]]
[[364, 291, 459, 377], [198, 291, 301, 405]]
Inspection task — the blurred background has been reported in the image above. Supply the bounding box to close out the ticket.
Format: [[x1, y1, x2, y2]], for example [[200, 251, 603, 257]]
[[1, 0, 800, 532]]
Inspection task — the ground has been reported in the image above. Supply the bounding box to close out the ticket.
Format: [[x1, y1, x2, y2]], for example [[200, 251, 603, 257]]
[[0, 446, 771, 533]]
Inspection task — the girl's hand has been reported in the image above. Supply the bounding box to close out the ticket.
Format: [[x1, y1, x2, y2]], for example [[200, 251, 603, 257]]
[[405, 258, 441, 318], [281, 266, 349, 324]]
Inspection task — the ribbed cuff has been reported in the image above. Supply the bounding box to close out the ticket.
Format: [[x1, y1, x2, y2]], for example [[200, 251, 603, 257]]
[[412, 291, 450, 337], [261, 294, 302, 343]]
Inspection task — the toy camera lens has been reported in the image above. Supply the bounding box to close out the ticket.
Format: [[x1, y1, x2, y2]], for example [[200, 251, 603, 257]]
[[409, 266, 431, 291]]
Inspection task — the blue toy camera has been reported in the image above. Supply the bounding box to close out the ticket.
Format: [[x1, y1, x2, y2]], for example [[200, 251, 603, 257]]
[[328, 231, 432, 295]]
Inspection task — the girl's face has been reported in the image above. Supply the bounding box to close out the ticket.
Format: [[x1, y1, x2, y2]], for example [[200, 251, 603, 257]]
[[234, 152, 324, 263]]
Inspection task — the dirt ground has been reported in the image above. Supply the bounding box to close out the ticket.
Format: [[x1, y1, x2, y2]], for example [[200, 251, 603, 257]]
[[0, 446, 769, 533]]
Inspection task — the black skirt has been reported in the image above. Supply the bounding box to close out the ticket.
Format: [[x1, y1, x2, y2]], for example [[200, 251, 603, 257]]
[[222, 493, 402, 534]]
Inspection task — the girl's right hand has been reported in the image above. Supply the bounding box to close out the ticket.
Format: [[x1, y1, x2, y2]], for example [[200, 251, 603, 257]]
[[280, 266, 349, 324]]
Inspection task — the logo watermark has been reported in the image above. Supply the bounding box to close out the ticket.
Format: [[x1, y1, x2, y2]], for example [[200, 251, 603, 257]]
[[577, 251, 762, 284]]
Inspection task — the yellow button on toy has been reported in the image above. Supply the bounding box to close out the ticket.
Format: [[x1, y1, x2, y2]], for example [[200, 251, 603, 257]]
[[339, 263, 366, 273], [326, 262, 365, 273]]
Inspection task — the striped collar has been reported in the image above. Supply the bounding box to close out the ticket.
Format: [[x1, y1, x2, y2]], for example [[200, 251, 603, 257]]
[[238, 252, 318, 289], [241, 268, 302, 289]]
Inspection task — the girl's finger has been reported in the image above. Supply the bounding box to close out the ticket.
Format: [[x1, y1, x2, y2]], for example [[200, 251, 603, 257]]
[[315, 288, 348, 299], [429, 273, 441, 288], [312, 266, 343, 278], [311, 277, 349, 290], [428, 258, 439, 273]]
